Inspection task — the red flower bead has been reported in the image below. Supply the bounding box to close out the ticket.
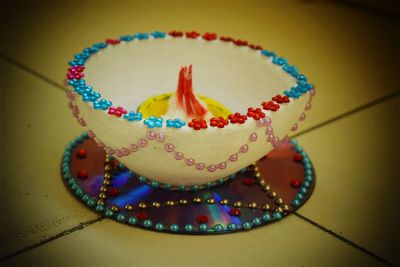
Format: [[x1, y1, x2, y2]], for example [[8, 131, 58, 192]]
[[169, 30, 183, 37], [210, 117, 229, 128], [202, 32, 217, 41], [77, 170, 88, 179], [196, 215, 209, 224], [188, 119, 208, 130], [262, 101, 280, 112], [243, 177, 256, 186], [76, 149, 87, 159], [136, 211, 149, 221], [220, 36, 234, 42], [105, 38, 120, 45], [272, 94, 290, 104], [248, 44, 263, 50], [290, 179, 302, 188], [228, 113, 247, 124], [107, 188, 120, 197], [108, 106, 127, 117], [247, 107, 265, 120], [66, 66, 85, 80], [229, 208, 241, 217], [186, 31, 200, 39], [233, 39, 248, 46], [293, 153, 303, 162]]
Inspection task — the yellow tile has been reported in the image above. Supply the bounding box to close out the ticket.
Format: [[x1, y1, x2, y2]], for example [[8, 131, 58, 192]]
[[1, 1, 398, 132], [0, 216, 386, 267], [0, 59, 98, 257], [296, 96, 399, 265]]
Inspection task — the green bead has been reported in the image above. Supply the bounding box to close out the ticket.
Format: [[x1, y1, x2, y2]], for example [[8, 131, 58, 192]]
[[87, 199, 96, 207], [151, 181, 159, 188], [273, 212, 282, 220], [296, 193, 304, 200], [117, 214, 125, 222], [128, 217, 137, 225], [82, 194, 90, 202], [170, 224, 179, 232], [105, 209, 114, 217], [214, 224, 224, 232], [243, 222, 252, 230], [227, 223, 237, 231], [163, 184, 172, 190], [305, 175, 313, 182], [143, 219, 153, 228], [300, 187, 308, 194], [95, 205, 104, 212], [262, 213, 271, 221], [178, 185, 186, 191], [303, 181, 311, 188], [217, 178, 225, 184], [253, 218, 262, 225], [155, 223, 164, 231], [292, 199, 300, 207], [305, 169, 312, 176], [139, 176, 146, 182], [185, 224, 193, 232], [206, 182, 213, 188], [199, 224, 208, 232], [71, 184, 79, 191], [191, 185, 199, 191], [75, 188, 83, 197], [304, 163, 312, 170]]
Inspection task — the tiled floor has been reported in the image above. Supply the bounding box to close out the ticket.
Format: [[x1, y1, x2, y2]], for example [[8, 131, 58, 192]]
[[1, 1, 399, 266]]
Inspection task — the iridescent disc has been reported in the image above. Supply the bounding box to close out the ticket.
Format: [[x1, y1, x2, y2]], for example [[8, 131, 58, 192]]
[[61, 133, 315, 234]]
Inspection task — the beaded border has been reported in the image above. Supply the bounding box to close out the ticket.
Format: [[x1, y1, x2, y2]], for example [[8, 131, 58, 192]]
[[66, 31, 315, 130], [61, 133, 314, 234]]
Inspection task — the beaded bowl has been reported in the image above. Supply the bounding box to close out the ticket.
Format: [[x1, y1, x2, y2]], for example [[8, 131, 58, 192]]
[[66, 31, 314, 187]]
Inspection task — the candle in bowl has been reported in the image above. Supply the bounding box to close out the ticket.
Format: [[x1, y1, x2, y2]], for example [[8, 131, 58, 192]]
[[66, 31, 314, 187]]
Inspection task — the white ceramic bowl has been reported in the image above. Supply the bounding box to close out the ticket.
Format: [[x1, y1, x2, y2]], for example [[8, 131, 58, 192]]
[[66, 32, 314, 186]]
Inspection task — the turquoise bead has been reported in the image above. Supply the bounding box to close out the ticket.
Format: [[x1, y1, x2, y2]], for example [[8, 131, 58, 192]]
[[191, 185, 199, 191], [75, 188, 83, 197], [155, 223, 164, 231], [170, 224, 179, 232], [217, 178, 225, 184], [199, 224, 208, 232], [82, 194, 90, 202], [117, 214, 125, 222], [151, 181, 159, 188], [128, 217, 137, 225], [178, 185, 186, 191], [185, 224, 193, 232], [139, 176, 146, 182], [300, 187, 308, 194], [253, 218, 262, 225], [304, 163, 312, 170], [105, 209, 114, 217], [305, 175, 313, 182], [292, 199, 300, 207], [303, 181, 311, 188], [163, 184, 172, 190], [87, 199, 96, 207], [214, 224, 224, 232], [243, 222, 252, 230], [305, 169, 312, 176], [95, 205, 104, 212], [143, 219, 153, 228], [206, 182, 213, 188], [296, 193, 304, 200], [71, 184, 79, 191], [273, 212, 283, 220], [290, 139, 298, 145], [227, 223, 237, 231], [262, 213, 272, 221]]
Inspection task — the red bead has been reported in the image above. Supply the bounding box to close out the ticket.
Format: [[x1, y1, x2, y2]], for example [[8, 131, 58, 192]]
[[196, 215, 209, 224], [290, 179, 302, 188], [293, 153, 303, 162], [76, 149, 87, 159], [77, 170, 88, 179], [243, 177, 256, 186], [107, 188, 120, 197], [229, 208, 241, 217], [136, 211, 149, 221]]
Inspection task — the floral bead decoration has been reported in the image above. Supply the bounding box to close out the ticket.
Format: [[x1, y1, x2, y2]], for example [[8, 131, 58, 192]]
[[188, 119, 208, 130], [228, 113, 247, 124], [209, 117, 229, 128], [247, 108, 265, 120], [123, 111, 143, 121], [108, 106, 127, 117], [144, 116, 163, 128], [67, 31, 314, 131], [166, 118, 186, 128]]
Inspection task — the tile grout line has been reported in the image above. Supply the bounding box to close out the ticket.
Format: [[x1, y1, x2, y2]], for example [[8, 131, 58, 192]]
[[293, 212, 397, 267], [292, 90, 400, 138], [0, 216, 105, 263], [0, 52, 67, 93]]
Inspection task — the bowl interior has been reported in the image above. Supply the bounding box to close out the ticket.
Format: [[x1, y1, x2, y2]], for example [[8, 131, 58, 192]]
[[84, 38, 297, 114]]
